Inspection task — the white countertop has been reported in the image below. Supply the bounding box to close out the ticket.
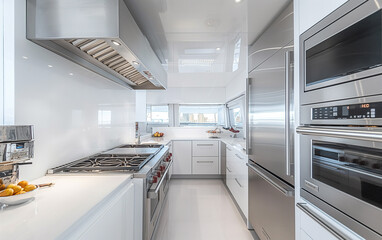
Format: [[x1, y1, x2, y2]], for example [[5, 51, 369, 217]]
[[0, 174, 133, 240], [142, 136, 247, 155]]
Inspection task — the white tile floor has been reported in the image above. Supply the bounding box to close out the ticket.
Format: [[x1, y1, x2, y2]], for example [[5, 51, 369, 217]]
[[152, 179, 254, 240]]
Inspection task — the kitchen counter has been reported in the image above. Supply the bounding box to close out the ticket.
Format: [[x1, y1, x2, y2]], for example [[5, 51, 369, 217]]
[[143, 136, 247, 156], [0, 174, 133, 240]]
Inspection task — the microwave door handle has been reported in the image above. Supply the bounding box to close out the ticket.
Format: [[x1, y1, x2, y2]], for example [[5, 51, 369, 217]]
[[285, 50, 294, 176]]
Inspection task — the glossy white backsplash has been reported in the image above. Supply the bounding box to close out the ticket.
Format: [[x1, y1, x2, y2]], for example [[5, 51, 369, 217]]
[[12, 1, 136, 180]]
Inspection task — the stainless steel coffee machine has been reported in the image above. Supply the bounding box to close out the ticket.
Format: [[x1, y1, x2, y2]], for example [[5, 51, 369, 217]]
[[0, 126, 34, 186]]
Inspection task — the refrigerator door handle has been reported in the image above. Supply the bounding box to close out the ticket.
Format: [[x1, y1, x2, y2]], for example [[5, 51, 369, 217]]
[[285, 51, 294, 176], [246, 77, 251, 156], [247, 162, 294, 197]]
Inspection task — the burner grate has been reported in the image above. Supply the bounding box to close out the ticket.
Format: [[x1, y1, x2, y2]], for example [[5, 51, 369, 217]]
[[63, 154, 153, 172]]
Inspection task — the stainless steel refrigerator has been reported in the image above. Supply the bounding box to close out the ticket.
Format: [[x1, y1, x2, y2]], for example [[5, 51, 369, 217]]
[[247, 41, 295, 240], [246, 4, 295, 238]]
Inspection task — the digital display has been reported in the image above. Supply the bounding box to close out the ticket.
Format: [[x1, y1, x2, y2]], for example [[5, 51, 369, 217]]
[[16, 143, 24, 149], [312, 101, 382, 120]]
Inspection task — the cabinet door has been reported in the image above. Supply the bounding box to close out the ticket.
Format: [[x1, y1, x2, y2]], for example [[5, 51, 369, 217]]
[[79, 182, 135, 240], [172, 141, 192, 174], [299, 207, 343, 240], [192, 141, 219, 156], [192, 156, 218, 174]]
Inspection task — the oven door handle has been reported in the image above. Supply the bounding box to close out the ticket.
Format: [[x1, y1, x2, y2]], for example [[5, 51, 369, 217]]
[[297, 203, 349, 240], [297, 126, 382, 142], [247, 163, 294, 197], [148, 160, 173, 199]]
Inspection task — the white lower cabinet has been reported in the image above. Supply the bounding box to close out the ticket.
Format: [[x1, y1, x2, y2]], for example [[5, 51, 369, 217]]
[[298, 204, 360, 240], [226, 144, 248, 219], [192, 156, 219, 174], [77, 181, 135, 240], [172, 140, 220, 175], [172, 141, 192, 174]]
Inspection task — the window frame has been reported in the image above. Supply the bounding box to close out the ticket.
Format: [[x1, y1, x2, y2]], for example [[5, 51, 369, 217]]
[[146, 104, 170, 125], [178, 104, 226, 127]]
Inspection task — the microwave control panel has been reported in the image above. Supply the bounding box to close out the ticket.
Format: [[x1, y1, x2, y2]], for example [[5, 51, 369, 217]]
[[312, 102, 382, 120]]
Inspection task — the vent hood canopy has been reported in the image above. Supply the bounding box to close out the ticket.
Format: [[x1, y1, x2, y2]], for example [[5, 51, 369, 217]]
[[27, 0, 167, 90]]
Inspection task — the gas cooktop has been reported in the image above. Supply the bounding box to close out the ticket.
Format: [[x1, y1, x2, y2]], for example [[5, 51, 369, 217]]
[[47, 144, 164, 174]]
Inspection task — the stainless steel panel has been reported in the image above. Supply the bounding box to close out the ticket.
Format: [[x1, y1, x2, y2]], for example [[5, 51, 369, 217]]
[[300, 0, 382, 105], [299, 131, 382, 236], [248, 162, 295, 240], [248, 3, 293, 72], [248, 42, 294, 185], [301, 190, 382, 240]]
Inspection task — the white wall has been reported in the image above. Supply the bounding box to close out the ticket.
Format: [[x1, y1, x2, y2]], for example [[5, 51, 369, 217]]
[[147, 87, 226, 104], [12, 0, 136, 180]]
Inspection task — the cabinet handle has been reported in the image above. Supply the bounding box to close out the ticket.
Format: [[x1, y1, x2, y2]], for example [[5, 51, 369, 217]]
[[197, 144, 214, 147], [235, 153, 244, 160], [235, 178, 243, 188], [226, 167, 232, 172], [197, 161, 214, 163], [296, 203, 348, 240]]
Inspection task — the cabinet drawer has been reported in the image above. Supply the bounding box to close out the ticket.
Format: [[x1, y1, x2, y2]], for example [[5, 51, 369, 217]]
[[192, 157, 218, 174], [192, 141, 219, 156]]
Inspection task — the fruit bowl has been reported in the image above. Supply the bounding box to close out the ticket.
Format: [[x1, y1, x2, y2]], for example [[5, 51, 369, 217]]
[[0, 186, 38, 206], [152, 132, 164, 138]]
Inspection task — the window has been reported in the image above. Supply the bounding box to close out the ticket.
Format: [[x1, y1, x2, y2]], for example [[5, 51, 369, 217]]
[[179, 105, 225, 126], [228, 107, 243, 128], [227, 95, 244, 128], [147, 105, 169, 124]]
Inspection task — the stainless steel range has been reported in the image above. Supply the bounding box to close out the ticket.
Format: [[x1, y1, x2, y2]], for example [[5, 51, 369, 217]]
[[48, 143, 173, 240]]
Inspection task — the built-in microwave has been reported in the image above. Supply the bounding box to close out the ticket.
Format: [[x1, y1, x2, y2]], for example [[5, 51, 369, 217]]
[[300, 0, 382, 106]]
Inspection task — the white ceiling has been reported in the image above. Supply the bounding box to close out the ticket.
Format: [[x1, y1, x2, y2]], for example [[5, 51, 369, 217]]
[[125, 0, 290, 86]]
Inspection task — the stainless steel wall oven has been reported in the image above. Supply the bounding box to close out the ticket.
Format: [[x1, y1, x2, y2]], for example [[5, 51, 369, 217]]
[[298, 1, 382, 239]]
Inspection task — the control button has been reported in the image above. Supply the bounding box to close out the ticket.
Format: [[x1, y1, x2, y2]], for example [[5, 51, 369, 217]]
[[333, 112, 337, 117], [157, 171, 161, 177], [151, 176, 158, 184], [371, 113, 376, 118], [333, 107, 338, 111], [372, 163, 381, 169], [371, 108, 376, 113], [169, 153, 172, 157], [359, 160, 367, 166]]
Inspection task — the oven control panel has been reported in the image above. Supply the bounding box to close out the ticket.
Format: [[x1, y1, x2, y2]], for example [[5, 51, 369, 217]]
[[312, 101, 382, 120]]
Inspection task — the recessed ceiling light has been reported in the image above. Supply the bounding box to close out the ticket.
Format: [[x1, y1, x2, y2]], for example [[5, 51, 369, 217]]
[[149, 77, 154, 80], [69, 73, 74, 76], [132, 61, 140, 66], [235, 0, 242, 3], [111, 40, 121, 46], [48, 65, 53, 68], [22, 56, 28, 60], [216, 47, 221, 51]]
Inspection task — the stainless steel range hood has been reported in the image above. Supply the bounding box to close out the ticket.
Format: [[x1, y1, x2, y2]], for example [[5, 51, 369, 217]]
[[26, 0, 167, 90]]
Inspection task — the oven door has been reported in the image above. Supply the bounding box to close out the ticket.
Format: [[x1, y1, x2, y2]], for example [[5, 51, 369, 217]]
[[298, 126, 382, 237], [300, 0, 382, 105]]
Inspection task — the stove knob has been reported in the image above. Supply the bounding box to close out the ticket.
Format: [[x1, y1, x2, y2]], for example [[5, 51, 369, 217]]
[[339, 156, 346, 162], [157, 171, 161, 177], [166, 157, 170, 162], [151, 176, 158, 184], [359, 160, 367, 166], [160, 165, 165, 171], [169, 153, 172, 157], [372, 163, 381, 169]]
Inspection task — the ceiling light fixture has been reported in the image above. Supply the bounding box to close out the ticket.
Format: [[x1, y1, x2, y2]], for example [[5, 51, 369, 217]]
[[111, 40, 121, 46], [69, 73, 74, 76], [48, 65, 53, 68], [216, 47, 221, 51], [235, 0, 242, 3], [22, 56, 28, 60], [132, 61, 140, 66]]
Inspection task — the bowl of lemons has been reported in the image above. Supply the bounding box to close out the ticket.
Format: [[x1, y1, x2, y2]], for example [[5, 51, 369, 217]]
[[0, 180, 38, 206]]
